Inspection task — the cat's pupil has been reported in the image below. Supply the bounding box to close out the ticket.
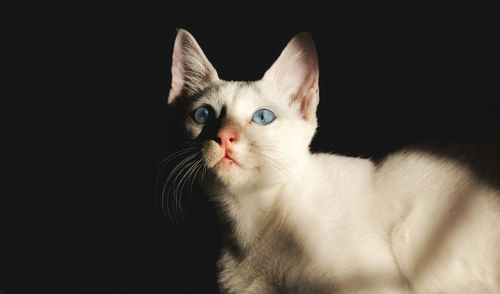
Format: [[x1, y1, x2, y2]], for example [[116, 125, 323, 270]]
[[251, 109, 275, 125]]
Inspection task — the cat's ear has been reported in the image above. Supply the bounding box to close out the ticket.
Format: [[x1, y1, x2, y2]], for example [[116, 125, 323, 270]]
[[263, 32, 319, 120], [168, 29, 219, 105]]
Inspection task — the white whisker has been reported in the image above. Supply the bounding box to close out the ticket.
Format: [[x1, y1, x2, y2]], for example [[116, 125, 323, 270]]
[[160, 153, 198, 223], [158, 147, 197, 168]]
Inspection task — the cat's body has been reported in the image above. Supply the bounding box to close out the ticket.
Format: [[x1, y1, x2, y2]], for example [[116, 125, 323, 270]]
[[165, 29, 500, 293], [216, 151, 500, 293]]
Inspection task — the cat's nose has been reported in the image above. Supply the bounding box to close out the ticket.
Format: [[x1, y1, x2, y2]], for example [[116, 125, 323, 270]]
[[216, 128, 238, 148]]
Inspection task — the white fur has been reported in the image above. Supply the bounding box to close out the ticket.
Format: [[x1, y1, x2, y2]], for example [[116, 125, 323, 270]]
[[168, 29, 500, 293]]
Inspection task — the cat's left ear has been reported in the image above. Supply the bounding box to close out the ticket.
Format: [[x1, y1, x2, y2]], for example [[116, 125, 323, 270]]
[[168, 29, 219, 105], [263, 32, 319, 120]]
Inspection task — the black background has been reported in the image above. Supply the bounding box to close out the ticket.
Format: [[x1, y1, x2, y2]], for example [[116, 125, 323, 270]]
[[5, 5, 499, 294]]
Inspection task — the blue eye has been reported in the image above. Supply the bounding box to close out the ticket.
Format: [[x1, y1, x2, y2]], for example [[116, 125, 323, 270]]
[[252, 109, 275, 125], [193, 106, 211, 124]]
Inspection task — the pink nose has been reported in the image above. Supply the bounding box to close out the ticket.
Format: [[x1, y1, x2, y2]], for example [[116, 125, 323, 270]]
[[217, 128, 238, 148]]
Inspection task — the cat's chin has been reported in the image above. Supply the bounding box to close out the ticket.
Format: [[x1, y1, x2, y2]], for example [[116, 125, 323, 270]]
[[212, 158, 240, 179], [218, 157, 237, 166]]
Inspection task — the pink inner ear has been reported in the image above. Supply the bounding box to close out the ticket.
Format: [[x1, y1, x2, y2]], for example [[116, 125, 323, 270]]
[[170, 47, 185, 99], [298, 85, 319, 118]]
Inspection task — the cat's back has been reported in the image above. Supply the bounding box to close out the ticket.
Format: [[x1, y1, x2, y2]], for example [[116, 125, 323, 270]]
[[373, 139, 500, 195], [373, 148, 500, 206]]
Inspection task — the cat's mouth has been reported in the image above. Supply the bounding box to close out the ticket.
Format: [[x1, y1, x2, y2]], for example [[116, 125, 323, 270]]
[[216, 152, 240, 168], [202, 140, 243, 170]]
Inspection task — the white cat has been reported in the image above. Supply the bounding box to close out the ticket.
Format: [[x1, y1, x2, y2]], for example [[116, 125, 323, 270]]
[[165, 29, 500, 293]]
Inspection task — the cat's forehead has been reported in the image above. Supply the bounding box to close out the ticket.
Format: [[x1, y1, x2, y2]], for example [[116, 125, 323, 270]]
[[193, 81, 269, 110]]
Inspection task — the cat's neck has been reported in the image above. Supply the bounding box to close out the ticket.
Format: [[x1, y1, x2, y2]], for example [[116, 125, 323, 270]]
[[215, 156, 308, 249], [219, 185, 283, 248]]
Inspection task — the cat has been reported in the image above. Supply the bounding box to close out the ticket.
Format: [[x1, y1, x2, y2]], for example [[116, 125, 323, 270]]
[[164, 29, 500, 293]]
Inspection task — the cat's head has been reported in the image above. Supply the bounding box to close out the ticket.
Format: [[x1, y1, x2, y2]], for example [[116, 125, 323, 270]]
[[167, 29, 319, 192]]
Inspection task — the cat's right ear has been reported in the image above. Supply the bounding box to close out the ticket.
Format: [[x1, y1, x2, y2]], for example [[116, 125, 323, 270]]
[[168, 29, 219, 105]]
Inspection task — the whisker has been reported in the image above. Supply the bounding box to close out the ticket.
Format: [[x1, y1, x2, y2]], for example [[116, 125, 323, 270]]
[[254, 146, 296, 161], [181, 141, 204, 146], [201, 163, 207, 182], [170, 156, 200, 221], [175, 159, 202, 217], [161, 154, 198, 223], [162, 162, 187, 223], [276, 199, 288, 234], [260, 158, 284, 183], [256, 152, 297, 185], [155, 149, 197, 212], [189, 160, 204, 197], [171, 163, 191, 220], [157, 147, 197, 168]]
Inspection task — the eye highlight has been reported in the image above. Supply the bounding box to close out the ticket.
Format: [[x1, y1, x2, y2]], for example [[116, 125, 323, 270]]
[[252, 109, 275, 125], [192, 106, 211, 124]]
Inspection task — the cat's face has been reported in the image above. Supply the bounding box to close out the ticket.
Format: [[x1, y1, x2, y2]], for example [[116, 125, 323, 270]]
[[168, 30, 319, 192]]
